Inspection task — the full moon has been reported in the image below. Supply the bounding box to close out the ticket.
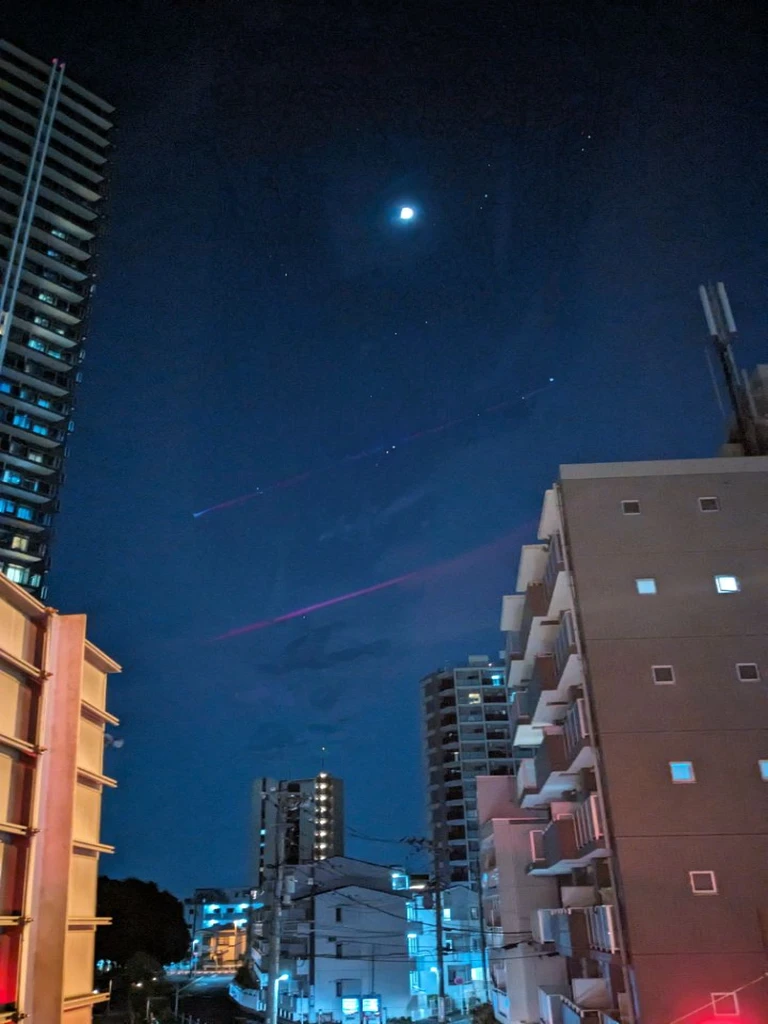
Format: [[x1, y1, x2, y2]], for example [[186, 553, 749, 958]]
[[399, 206, 415, 220]]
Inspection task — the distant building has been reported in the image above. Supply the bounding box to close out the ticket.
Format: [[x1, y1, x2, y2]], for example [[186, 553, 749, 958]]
[[0, 573, 120, 1020], [484, 456, 768, 1024], [233, 859, 454, 1022], [422, 656, 522, 887], [0, 41, 115, 598], [250, 772, 344, 886], [184, 886, 262, 971]]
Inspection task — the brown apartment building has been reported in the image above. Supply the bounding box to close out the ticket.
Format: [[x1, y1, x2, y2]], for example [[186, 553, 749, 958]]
[[479, 456, 768, 1024]]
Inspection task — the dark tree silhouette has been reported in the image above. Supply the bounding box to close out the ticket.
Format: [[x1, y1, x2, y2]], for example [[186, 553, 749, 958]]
[[96, 876, 190, 968]]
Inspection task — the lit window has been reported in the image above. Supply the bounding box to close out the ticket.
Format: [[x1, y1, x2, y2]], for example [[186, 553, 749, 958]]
[[669, 761, 695, 783], [37, 292, 56, 305], [0, 382, 11, 393], [2, 470, 22, 485], [468, 693, 481, 704], [5, 565, 28, 585], [31, 424, 48, 436], [699, 496, 720, 512], [28, 338, 46, 352], [0, 499, 15, 514], [715, 575, 740, 594], [736, 663, 759, 682], [710, 993, 739, 1016], [635, 578, 657, 595], [652, 665, 675, 685], [16, 507, 33, 521], [621, 500, 641, 515], [758, 760, 768, 782], [11, 535, 29, 552], [51, 228, 67, 240], [12, 414, 31, 429], [689, 870, 717, 895]]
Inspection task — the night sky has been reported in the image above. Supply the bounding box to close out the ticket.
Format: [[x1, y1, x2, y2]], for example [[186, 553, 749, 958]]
[[7, 0, 768, 896]]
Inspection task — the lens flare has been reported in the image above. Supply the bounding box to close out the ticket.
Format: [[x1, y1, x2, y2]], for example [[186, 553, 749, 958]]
[[193, 380, 555, 518]]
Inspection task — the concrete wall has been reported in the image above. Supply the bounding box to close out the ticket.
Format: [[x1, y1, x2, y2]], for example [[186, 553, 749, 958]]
[[561, 460, 768, 1024]]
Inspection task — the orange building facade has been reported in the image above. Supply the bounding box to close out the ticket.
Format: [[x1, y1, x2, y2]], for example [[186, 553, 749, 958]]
[[0, 575, 120, 1022]]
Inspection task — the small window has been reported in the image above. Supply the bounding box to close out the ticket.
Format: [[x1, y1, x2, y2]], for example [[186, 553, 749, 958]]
[[715, 574, 740, 594], [736, 663, 760, 682], [635, 578, 657, 595], [669, 761, 695, 783], [710, 993, 739, 1017], [758, 760, 768, 782], [699, 496, 720, 512], [689, 870, 717, 895], [652, 665, 675, 685], [621, 500, 641, 515], [468, 692, 481, 704], [335, 907, 343, 923]]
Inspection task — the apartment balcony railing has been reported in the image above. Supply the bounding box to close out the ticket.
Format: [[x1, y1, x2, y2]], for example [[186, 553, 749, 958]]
[[516, 758, 536, 803], [553, 611, 578, 684], [563, 697, 592, 769], [542, 531, 564, 606], [574, 793, 606, 856], [533, 731, 568, 791], [518, 581, 550, 657], [561, 999, 601, 1024], [584, 904, 619, 954], [509, 687, 531, 737]]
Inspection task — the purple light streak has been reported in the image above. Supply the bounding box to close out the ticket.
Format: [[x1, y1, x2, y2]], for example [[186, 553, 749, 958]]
[[193, 380, 555, 518]]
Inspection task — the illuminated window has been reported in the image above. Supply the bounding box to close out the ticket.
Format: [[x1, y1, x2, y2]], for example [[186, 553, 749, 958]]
[[5, 565, 28, 584], [635, 578, 657, 595], [758, 760, 768, 782], [11, 535, 29, 552], [736, 663, 760, 682], [468, 693, 481, 704], [16, 506, 33, 521], [2, 470, 21, 485], [37, 292, 56, 305], [621, 500, 641, 515], [699, 496, 720, 512], [689, 870, 717, 895], [652, 665, 675, 685], [669, 761, 695, 783], [0, 500, 15, 514], [710, 993, 739, 1016], [714, 574, 740, 594]]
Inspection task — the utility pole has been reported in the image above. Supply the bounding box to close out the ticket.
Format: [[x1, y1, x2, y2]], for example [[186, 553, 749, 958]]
[[265, 790, 288, 1024], [432, 841, 447, 1024]]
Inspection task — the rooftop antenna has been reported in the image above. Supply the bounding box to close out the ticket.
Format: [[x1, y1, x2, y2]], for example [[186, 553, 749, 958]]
[[698, 282, 758, 455]]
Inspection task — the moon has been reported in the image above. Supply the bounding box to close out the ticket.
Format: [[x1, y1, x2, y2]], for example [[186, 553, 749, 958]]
[[399, 206, 415, 221]]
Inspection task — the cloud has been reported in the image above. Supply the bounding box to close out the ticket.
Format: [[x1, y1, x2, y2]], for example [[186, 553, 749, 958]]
[[259, 624, 391, 675]]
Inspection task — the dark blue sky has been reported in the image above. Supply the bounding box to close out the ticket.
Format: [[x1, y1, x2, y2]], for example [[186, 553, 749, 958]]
[[9, 0, 767, 896]]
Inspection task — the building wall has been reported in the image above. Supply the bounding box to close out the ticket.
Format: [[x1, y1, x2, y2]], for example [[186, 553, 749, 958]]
[[0, 574, 119, 1021], [560, 458, 768, 1024], [0, 41, 114, 599]]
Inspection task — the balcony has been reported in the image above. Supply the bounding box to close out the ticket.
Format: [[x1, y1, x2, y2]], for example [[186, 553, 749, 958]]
[[563, 697, 594, 771], [538, 908, 589, 958], [574, 794, 609, 859], [584, 904, 619, 954], [553, 612, 581, 690], [528, 817, 578, 875], [542, 532, 564, 604], [527, 653, 568, 726], [518, 582, 550, 656]]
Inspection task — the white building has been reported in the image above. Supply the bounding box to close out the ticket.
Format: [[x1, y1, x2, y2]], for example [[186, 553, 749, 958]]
[[183, 886, 261, 971]]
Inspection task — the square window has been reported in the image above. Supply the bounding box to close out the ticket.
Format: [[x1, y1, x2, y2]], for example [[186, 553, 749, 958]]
[[715, 575, 740, 594], [699, 496, 720, 512], [758, 760, 768, 782], [689, 870, 717, 895], [669, 761, 695, 783], [652, 665, 675, 685], [635, 578, 657, 595], [621, 500, 641, 515], [736, 663, 760, 682], [710, 993, 739, 1016]]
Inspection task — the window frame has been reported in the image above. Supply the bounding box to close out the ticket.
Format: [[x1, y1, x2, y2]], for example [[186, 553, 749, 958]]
[[621, 499, 641, 515], [736, 662, 760, 682], [698, 496, 720, 512], [710, 993, 739, 1017], [714, 574, 741, 594], [689, 870, 718, 895], [635, 577, 657, 595], [669, 761, 696, 784], [652, 665, 675, 685]]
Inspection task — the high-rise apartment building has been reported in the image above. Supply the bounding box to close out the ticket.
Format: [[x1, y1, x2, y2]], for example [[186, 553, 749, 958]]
[[250, 773, 344, 886], [0, 40, 114, 598], [0, 572, 120, 1020], [422, 656, 522, 886], [481, 456, 768, 1024]]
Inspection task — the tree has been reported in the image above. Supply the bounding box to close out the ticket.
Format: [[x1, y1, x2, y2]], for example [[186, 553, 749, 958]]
[[470, 1003, 497, 1024], [96, 877, 190, 968]]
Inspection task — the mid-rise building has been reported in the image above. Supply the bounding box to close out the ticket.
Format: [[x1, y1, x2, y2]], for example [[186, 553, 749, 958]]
[[250, 772, 344, 886], [422, 656, 520, 886], [0, 40, 114, 598], [483, 456, 768, 1024], [183, 886, 262, 972], [0, 572, 120, 1021]]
